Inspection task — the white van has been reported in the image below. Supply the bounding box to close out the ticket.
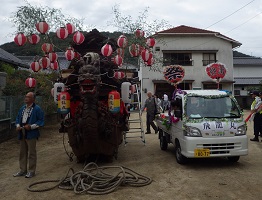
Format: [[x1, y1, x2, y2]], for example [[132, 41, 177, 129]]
[[156, 90, 248, 164]]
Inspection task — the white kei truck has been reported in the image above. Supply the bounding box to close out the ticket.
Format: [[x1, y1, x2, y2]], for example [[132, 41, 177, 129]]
[[156, 90, 248, 164]]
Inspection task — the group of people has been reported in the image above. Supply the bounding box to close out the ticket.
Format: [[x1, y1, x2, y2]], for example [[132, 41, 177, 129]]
[[249, 91, 262, 142]]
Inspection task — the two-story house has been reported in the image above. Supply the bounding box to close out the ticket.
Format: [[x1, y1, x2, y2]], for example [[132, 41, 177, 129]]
[[233, 53, 262, 108], [139, 25, 241, 103]]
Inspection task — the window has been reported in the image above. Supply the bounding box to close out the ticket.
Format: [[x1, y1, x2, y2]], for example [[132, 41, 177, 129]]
[[203, 53, 216, 66], [234, 90, 240, 95], [163, 53, 193, 66]]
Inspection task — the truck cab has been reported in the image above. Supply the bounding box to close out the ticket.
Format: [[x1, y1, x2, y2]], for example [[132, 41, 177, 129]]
[[156, 90, 248, 164]]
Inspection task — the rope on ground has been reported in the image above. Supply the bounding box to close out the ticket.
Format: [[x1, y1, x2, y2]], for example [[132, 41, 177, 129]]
[[27, 162, 152, 194]]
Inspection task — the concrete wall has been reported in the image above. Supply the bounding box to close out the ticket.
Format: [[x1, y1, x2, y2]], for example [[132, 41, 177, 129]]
[[234, 65, 262, 77]]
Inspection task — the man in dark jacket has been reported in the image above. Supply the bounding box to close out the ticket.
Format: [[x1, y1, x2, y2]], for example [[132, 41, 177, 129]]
[[13, 92, 44, 178], [141, 91, 158, 134]]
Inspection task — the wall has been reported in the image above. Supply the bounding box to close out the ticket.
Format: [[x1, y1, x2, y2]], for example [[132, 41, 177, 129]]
[[140, 35, 234, 104]]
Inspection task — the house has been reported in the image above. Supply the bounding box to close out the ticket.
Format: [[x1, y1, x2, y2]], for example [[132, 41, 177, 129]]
[[233, 53, 262, 108], [139, 25, 241, 103]]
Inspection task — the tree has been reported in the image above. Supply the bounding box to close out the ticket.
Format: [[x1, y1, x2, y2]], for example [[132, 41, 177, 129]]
[[108, 5, 172, 71]]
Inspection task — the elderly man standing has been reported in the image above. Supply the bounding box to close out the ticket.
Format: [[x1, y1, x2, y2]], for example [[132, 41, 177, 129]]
[[141, 91, 158, 134], [13, 92, 44, 178]]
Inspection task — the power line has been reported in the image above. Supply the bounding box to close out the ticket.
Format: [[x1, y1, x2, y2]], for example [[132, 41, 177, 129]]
[[205, 0, 255, 29]]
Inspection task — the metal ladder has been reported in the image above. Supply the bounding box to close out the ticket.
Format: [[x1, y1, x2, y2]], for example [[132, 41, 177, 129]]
[[123, 83, 145, 145]]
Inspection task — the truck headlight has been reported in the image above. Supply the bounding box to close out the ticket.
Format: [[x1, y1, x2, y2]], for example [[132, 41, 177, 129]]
[[184, 126, 202, 137], [235, 125, 246, 136]]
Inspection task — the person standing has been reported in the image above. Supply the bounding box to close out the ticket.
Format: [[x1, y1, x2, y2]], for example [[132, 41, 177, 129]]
[[154, 94, 162, 112], [141, 91, 158, 134], [13, 92, 44, 178], [163, 93, 169, 112], [250, 91, 262, 142]]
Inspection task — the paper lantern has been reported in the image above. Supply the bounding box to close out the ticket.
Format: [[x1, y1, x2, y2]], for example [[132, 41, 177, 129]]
[[50, 61, 59, 70], [116, 48, 124, 57], [73, 31, 85, 45], [30, 61, 41, 72], [48, 52, 58, 62], [121, 82, 131, 103], [58, 91, 70, 114], [108, 90, 120, 114], [141, 49, 153, 62], [35, 21, 49, 34], [14, 33, 27, 46], [39, 56, 51, 69], [129, 44, 140, 57], [145, 57, 154, 66], [25, 77, 36, 88], [56, 27, 68, 39], [101, 44, 113, 56], [135, 29, 145, 38], [117, 35, 128, 48], [66, 23, 75, 34], [54, 82, 65, 103], [146, 37, 156, 47], [65, 48, 75, 61], [113, 71, 125, 79], [206, 63, 227, 83], [163, 65, 185, 86], [27, 34, 40, 45], [113, 55, 123, 66], [41, 43, 53, 53]]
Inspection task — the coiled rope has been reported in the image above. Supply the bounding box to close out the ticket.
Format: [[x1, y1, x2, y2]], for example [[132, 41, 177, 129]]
[[27, 162, 152, 194]]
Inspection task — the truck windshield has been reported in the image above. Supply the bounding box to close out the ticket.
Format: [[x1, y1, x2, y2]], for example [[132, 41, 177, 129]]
[[186, 96, 241, 119]]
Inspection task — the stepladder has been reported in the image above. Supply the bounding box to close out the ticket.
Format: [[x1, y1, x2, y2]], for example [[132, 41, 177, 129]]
[[123, 83, 145, 145]]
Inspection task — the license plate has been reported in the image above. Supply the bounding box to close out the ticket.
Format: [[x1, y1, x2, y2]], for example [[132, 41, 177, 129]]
[[194, 149, 210, 157]]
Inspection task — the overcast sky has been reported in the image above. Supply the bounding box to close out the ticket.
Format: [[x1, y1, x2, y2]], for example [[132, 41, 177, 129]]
[[1, 0, 262, 57]]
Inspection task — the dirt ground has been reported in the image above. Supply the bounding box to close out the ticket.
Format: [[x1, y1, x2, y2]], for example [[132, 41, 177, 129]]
[[0, 110, 261, 200]]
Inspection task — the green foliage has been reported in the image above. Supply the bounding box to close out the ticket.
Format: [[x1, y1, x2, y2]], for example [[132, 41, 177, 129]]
[[0, 62, 15, 75], [10, 0, 84, 35], [3, 69, 58, 115]]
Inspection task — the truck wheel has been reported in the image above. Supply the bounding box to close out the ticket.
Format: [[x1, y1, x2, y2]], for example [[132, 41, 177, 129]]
[[227, 156, 240, 162], [175, 141, 187, 164], [160, 135, 168, 150]]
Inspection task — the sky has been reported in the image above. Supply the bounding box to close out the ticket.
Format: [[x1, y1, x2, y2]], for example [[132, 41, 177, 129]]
[[1, 0, 262, 57]]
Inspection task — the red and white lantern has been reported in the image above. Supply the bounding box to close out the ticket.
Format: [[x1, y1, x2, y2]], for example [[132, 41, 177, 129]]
[[66, 23, 75, 34], [129, 44, 141, 57], [141, 49, 153, 62], [101, 43, 113, 57], [145, 57, 154, 66], [135, 29, 145, 38], [73, 31, 85, 45], [48, 52, 58, 62], [39, 56, 51, 69], [113, 71, 125, 79], [116, 48, 124, 57], [25, 77, 36, 88], [146, 37, 156, 48], [14, 33, 27, 46], [65, 48, 75, 61], [117, 35, 128, 48], [35, 21, 49, 34], [50, 61, 59, 70], [113, 55, 123, 66], [41, 43, 53, 53], [30, 61, 41, 72], [27, 34, 40, 45], [56, 27, 68, 39]]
